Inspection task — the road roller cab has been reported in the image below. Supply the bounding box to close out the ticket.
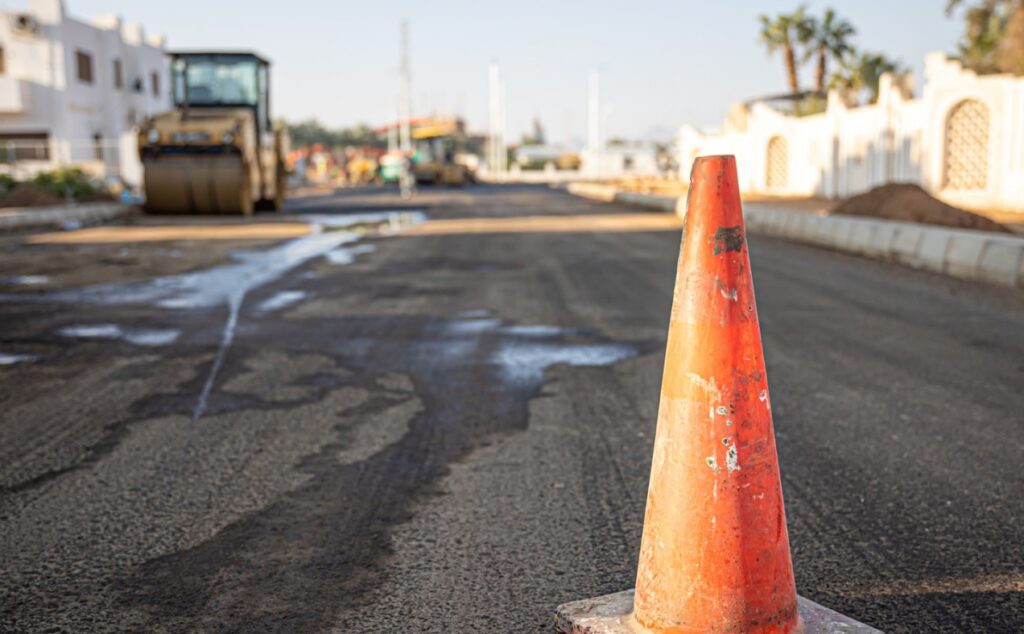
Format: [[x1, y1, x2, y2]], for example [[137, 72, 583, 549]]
[[138, 51, 285, 215]]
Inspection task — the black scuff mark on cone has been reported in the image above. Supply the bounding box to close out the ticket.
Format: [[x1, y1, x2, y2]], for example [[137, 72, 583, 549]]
[[713, 226, 744, 255]]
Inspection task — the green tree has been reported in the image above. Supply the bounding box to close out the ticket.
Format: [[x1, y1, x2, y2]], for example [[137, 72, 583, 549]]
[[1004, 3, 1024, 74], [758, 6, 812, 94], [829, 51, 905, 104], [286, 119, 336, 148], [947, 0, 1024, 75], [799, 8, 856, 92], [285, 119, 386, 150]]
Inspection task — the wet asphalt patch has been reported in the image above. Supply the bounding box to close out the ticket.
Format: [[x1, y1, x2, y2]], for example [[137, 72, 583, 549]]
[[114, 308, 650, 632], [0, 218, 654, 631]]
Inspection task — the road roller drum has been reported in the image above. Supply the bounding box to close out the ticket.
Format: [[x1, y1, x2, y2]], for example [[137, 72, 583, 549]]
[[142, 158, 252, 215]]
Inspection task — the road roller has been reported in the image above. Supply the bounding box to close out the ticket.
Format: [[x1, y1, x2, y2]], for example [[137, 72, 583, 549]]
[[410, 117, 470, 186], [138, 51, 285, 215]]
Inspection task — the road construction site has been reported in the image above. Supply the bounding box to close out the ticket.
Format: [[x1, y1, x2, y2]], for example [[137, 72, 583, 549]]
[[1, 183, 1022, 633]]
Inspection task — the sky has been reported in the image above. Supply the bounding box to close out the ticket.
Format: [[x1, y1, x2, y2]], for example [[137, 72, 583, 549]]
[[56, 0, 964, 145]]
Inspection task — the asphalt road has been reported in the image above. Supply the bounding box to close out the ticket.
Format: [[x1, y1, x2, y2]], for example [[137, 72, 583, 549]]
[[1, 185, 1021, 633]]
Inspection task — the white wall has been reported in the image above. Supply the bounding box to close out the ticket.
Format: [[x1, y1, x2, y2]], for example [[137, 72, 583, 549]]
[[678, 52, 1024, 214], [0, 0, 170, 185]]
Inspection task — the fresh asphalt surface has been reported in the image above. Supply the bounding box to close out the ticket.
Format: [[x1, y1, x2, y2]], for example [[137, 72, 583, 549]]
[[1, 185, 1022, 633]]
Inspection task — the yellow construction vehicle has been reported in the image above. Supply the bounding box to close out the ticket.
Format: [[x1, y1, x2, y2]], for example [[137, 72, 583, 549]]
[[411, 118, 470, 186], [138, 51, 285, 214]]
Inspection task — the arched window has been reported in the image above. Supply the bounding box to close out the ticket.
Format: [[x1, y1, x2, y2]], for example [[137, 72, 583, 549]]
[[766, 136, 788, 190], [943, 99, 990, 191]]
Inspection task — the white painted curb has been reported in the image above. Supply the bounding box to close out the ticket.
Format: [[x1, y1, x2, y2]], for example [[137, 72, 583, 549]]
[[745, 205, 1024, 288], [564, 184, 1024, 289], [0, 202, 133, 231]]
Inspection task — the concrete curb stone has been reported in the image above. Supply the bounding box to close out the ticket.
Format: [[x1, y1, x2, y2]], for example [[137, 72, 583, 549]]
[[564, 183, 1024, 289]]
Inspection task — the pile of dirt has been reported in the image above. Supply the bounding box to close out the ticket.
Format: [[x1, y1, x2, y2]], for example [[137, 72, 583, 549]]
[[0, 185, 66, 209], [831, 183, 1010, 233]]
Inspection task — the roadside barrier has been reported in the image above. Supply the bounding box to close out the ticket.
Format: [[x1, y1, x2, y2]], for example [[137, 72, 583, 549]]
[[555, 156, 882, 633]]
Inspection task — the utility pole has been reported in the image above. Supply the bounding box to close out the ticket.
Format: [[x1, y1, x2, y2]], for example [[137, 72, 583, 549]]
[[564, 110, 572, 152], [500, 79, 508, 174], [399, 19, 412, 156], [488, 61, 501, 176], [588, 70, 600, 177], [388, 99, 398, 153], [399, 19, 414, 197]]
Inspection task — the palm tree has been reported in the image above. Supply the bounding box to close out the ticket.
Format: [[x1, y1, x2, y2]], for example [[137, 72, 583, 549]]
[[758, 6, 811, 94], [800, 9, 856, 92], [828, 56, 864, 96], [946, 0, 1024, 75], [1003, 2, 1024, 74], [829, 51, 905, 104]]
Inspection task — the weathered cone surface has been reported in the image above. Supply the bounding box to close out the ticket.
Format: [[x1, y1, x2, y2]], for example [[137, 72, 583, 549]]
[[633, 155, 798, 634]]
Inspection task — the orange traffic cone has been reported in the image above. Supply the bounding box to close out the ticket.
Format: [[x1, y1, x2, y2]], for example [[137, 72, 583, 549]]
[[554, 155, 881, 634], [633, 153, 796, 633]]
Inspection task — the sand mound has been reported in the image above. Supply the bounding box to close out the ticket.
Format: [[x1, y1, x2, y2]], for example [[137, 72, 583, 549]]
[[831, 183, 1010, 233]]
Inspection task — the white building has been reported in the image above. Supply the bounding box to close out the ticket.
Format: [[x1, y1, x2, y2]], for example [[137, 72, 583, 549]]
[[0, 0, 170, 186], [580, 145, 661, 179], [677, 52, 1024, 214]]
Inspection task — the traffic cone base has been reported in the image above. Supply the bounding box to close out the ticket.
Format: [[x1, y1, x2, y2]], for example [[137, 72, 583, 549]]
[[552, 156, 884, 634], [554, 590, 883, 634]]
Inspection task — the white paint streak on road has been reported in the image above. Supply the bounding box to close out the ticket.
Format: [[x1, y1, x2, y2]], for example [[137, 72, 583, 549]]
[[0, 353, 40, 365], [325, 244, 376, 265], [9, 212, 424, 420], [193, 293, 241, 421], [256, 291, 308, 314], [58, 324, 180, 347], [2, 275, 49, 286]]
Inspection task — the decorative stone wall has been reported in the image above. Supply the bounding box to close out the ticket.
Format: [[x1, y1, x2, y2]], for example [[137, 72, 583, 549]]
[[677, 52, 1024, 214]]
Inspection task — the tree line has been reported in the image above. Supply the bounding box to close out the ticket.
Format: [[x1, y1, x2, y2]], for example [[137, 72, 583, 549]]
[[284, 119, 387, 150]]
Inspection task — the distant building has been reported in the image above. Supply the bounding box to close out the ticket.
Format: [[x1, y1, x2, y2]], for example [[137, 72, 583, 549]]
[[677, 52, 1024, 214], [0, 0, 170, 186], [514, 144, 564, 168], [580, 144, 660, 178]]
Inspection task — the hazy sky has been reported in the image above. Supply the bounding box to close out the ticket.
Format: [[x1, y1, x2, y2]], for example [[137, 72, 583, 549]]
[[61, 0, 963, 144]]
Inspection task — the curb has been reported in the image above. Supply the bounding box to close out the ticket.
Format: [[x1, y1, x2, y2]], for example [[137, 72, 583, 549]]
[[745, 205, 1024, 288], [566, 182, 618, 203], [565, 184, 1024, 289], [0, 202, 135, 232]]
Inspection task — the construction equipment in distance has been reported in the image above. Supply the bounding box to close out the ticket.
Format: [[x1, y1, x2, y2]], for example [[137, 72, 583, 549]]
[[410, 118, 471, 186], [138, 51, 285, 214]]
